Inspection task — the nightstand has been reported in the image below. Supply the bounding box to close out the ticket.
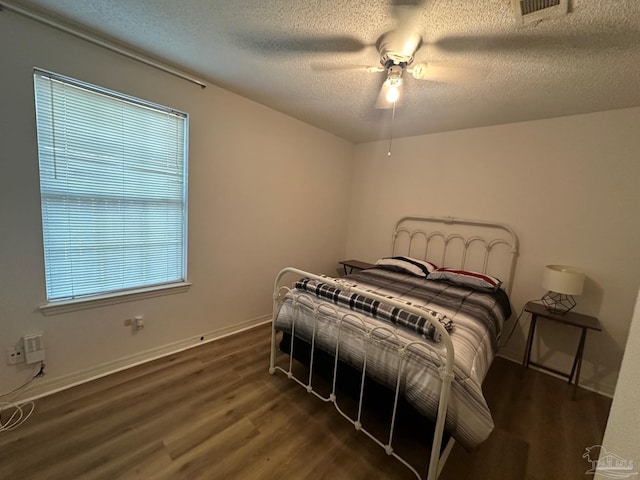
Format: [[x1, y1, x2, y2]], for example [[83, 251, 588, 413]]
[[522, 301, 601, 399], [338, 259, 375, 275]]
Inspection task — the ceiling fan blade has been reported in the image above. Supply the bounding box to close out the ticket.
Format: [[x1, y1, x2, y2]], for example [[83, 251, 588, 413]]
[[430, 29, 639, 54], [409, 62, 488, 83], [375, 82, 403, 109], [238, 33, 369, 54], [311, 63, 384, 73]]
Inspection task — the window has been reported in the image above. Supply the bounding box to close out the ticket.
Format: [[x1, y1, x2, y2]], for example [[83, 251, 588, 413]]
[[33, 69, 188, 303]]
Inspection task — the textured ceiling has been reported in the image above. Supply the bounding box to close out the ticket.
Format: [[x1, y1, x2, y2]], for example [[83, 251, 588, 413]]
[[7, 0, 640, 143]]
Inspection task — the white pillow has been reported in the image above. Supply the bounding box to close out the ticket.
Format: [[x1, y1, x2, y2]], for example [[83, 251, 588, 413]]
[[375, 256, 438, 277], [429, 268, 502, 292]]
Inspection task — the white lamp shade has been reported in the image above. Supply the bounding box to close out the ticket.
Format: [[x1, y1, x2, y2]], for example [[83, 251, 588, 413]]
[[542, 265, 585, 296]]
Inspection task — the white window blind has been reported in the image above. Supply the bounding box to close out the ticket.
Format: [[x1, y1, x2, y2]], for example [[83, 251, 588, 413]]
[[33, 69, 188, 302]]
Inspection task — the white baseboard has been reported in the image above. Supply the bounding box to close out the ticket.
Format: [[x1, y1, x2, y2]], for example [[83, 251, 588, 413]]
[[18, 314, 272, 402], [496, 352, 616, 399], [12, 318, 615, 403]]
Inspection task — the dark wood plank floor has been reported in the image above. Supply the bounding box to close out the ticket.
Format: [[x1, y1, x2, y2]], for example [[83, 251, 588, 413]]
[[0, 323, 611, 480]]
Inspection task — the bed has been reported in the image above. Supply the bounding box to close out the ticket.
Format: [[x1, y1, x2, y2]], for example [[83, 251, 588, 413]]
[[269, 216, 519, 479]]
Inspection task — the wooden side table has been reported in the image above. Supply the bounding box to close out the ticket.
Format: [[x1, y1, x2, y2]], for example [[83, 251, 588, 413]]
[[522, 301, 601, 399], [338, 259, 375, 275]]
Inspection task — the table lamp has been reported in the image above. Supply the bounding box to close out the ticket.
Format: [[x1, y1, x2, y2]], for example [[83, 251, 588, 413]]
[[541, 265, 584, 314]]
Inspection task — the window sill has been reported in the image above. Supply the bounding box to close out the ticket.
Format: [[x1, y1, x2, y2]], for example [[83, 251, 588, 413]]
[[39, 282, 192, 316]]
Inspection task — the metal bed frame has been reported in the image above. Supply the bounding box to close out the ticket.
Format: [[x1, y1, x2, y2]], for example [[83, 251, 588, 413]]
[[269, 216, 519, 480]]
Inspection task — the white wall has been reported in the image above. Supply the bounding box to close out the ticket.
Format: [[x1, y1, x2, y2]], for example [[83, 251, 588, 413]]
[[346, 108, 640, 396], [595, 288, 640, 478], [0, 13, 353, 396]]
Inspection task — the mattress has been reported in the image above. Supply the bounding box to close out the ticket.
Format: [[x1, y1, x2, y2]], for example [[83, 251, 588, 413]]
[[272, 267, 511, 450]]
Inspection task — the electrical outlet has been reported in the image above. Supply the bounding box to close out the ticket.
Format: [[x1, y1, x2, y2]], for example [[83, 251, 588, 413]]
[[133, 315, 144, 330], [125, 315, 143, 333], [6, 346, 25, 365]]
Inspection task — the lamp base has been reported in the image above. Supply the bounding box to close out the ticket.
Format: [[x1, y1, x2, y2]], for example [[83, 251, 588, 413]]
[[541, 292, 576, 315]]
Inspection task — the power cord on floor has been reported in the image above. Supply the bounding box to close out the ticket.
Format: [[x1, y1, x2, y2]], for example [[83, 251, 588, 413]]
[[0, 361, 45, 432], [498, 305, 529, 349], [0, 400, 35, 432]]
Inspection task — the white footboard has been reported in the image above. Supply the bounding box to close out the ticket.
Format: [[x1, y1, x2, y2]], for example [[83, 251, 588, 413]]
[[269, 267, 456, 480]]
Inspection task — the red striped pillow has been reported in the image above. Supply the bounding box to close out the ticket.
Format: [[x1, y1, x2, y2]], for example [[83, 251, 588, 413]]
[[429, 268, 502, 292]]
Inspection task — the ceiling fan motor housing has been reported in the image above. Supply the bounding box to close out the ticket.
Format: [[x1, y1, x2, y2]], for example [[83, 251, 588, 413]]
[[377, 30, 421, 67], [381, 52, 413, 68]]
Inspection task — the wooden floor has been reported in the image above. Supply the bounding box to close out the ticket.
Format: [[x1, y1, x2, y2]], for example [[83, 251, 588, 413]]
[[0, 323, 611, 480]]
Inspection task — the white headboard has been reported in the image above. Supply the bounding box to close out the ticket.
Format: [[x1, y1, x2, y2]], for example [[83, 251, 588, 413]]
[[391, 216, 520, 295]]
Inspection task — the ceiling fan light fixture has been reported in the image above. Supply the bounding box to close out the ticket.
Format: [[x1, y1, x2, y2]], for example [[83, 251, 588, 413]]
[[384, 64, 404, 103], [386, 84, 401, 103], [384, 75, 403, 88], [410, 63, 426, 79], [385, 65, 404, 83]]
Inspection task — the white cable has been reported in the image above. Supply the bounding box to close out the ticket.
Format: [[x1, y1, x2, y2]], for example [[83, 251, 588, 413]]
[[0, 374, 36, 400], [387, 101, 396, 157], [0, 362, 45, 400], [0, 362, 45, 432], [0, 401, 35, 432]]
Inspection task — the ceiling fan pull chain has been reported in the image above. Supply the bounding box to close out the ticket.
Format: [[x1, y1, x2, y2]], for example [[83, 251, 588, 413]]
[[387, 101, 396, 157]]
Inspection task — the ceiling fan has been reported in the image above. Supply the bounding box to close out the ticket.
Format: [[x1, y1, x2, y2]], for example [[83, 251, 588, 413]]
[[308, 2, 485, 109], [239, 1, 634, 110], [312, 27, 483, 109]]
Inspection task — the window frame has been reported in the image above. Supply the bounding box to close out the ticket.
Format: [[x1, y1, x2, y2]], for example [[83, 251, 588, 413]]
[[33, 68, 190, 313]]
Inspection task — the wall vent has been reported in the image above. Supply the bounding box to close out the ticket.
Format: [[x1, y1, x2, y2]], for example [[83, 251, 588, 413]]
[[513, 0, 569, 25]]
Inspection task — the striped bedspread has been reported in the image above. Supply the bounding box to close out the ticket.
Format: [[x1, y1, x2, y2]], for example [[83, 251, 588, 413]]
[[273, 267, 512, 450]]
